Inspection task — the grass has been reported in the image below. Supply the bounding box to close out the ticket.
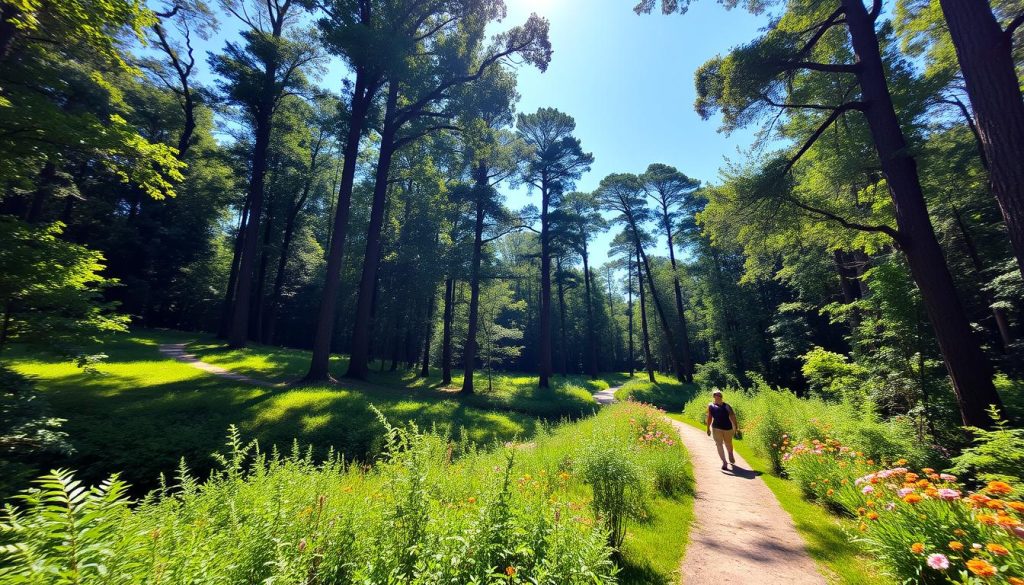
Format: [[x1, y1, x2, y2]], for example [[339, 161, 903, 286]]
[[3, 331, 549, 498], [668, 414, 893, 585], [185, 335, 631, 418], [613, 373, 700, 412]]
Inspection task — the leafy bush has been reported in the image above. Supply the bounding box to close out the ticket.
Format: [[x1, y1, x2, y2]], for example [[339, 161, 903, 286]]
[[692, 357, 738, 390], [613, 377, 697, 412], [949, 407, 1024, 486], [801, 346, 867, 404], [681, 387, 931, 471], [0, 403, 692, 583], [0, 365, 71, 495], [578, 437, 647, 550]]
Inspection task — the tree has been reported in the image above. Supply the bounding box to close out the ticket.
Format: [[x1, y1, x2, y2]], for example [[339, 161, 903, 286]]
[[644, 0, 1005, 426], [477, 280, 525, 392], [213, 0, 318, 348], [517, 107, 593, 388], [934, 0, 1024, 281], [597, 172, 686, 383], [642, 163, 699, 382], [555, 191, 607, 378], [344, 6, 552, 380]]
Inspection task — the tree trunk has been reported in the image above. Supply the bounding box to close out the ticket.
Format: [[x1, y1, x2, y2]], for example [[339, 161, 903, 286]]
[[538, 174, 553, 388], [305, 71, 375, 381], [627, 258, 635, 377], [441, 276, 455, 385], [345, 81, 399, 380], [663, 211, 694, 382], [264, 183, 310, 344], [227, 85, 276, 348], [556, 256, 568, 376], [627, 218, 685, 382], [460, 167, 487, 394], [582, 247, 598, 379], [844, 0, 1003, 427], [951, 206, 1015, 352], [251, 202, 276, 341], [637, 248, 655, 383], [420, 289, 435, 377], [219, 196, 250, 338], [938, 0, 1024, 280]]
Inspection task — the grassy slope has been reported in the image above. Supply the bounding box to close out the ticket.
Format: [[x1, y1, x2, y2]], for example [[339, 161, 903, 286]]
[[5, 331, 547, 497], [668, 415, 891, 585], [613, 374, 700, 412]]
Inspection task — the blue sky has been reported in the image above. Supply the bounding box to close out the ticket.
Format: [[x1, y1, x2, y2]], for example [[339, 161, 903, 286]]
[[493, 0, 768, 264], [187, 0, 771, 266]]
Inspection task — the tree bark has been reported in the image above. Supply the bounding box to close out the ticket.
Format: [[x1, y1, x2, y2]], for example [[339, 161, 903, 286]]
[[345, 81, 400, 380], [420, 289, 436, 377], [305, 71, 375, 381], [219, 196, 250, 338], [627, 258, 635, 377], [938, 0, 1024, 280], [460, 166, 487, 394], [441, 276, 455, 385], [636, 248, 655, 383], [662, 208, 694, 382], [538, 173, 553, 388], [627, 218, 685, 382], [556, 256, 569, 376], [264, 180, 311, 344], [227, 81, 276, 348], [582, 246, 598, 379], [844, 0, 1004, 427]]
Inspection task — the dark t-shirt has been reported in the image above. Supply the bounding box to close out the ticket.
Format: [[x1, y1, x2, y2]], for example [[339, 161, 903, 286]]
[[708, 402, 733, 430]]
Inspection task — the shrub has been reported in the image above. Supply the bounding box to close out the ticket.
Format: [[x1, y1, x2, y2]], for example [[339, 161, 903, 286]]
[[693, 358, 738, 390], [614, 377, 697, 412], [0, 365, 71, 494], [782, 436, 1024, 584], [949, 407, 1024, 486], [578, 436, 648, 550]]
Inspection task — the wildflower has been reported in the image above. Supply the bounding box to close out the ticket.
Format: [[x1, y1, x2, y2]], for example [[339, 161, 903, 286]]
[[862, 485, 875, 495], [987, 481, 1013, 495], [906, 473, 920, 482], [910, 542, 925, 554], [467, 497, 477, 504], [827, 489, 835, 496], [858, 522, 867, 532], [973, 543, 983, 550], [966, 559, 997, 577], [1009, 502, 1024, 513], [505, 566, 516, 577], [978, 514, 998, 526], [926, 554, 950, 570], [886, 502, 897, 511], [857, 507, 867, 516], [949, 541, 964, 552], [953, 528, 967, 537], [999, 515, 1022, 527], [558, 471, 571, 482], [866, 500, 876, 508], [898, 488, 915, 498], [937, 489, 960, 501], [298, 538, 307, 552], [866, 459, 874, 465], [917, 479, 932, 489], [866, 511, 879, 521], [923, 468, 935, 474], [986, 500, 1006, 510], [903, 493, 923, 504], [940, 473, 957, 482], [1009, 578, 1024, 585], [986, 543, 1009, 556]]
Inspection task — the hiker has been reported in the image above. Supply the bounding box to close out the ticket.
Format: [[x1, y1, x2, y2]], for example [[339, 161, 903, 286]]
[[705, 390, 739, 470]]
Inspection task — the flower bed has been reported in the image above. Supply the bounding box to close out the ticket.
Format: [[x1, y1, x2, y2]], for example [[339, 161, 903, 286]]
[[783, 437, 1024, 584]]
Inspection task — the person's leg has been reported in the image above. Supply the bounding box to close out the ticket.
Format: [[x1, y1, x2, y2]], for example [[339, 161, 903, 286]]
[[723, 429, 736, 464], [712, 428, 727, 466]]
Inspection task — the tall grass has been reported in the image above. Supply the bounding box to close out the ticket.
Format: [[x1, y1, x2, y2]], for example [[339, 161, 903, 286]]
[[0, 403, 693, 584]]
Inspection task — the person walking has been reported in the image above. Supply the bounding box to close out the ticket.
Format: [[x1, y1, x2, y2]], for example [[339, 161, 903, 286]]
[[705, 390, 739, 470]]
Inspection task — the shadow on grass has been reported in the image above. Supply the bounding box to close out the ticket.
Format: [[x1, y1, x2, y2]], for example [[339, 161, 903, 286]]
[[616, 558, 675, 585]]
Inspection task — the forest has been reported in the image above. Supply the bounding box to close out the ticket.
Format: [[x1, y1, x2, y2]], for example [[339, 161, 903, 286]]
[[0, 0, 1022, 583]]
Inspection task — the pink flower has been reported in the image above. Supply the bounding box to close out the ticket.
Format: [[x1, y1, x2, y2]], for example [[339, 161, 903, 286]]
[[939, 473, 956, 482], [937, 489, 960, 501], [886, 502, 897, 511], [898, 488, 915, 498], [926, 554, 949, 570], [862, 485, 875, 494]]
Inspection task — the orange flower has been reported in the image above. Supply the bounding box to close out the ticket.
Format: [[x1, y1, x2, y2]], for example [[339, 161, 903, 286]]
[[1009, 502, 1024, 513], [998, 515, 1021, 527], [987, 543, 1010, 556], [923, 468, 935, 474], [917, 479, 932, 489], [827, 489, 835, 496], [978, 514, 998, 526], [866, 511, 879, 520], [986, 500, 1006, 510], [954, 528, 967, 537], [910, 542, 925, 554], [949, 541, 964, 551], [857, 507, 867, 516], [906, 473, 920, 482], [1008, 578, 1024, 585], [971, 493, 993, 506], [467, 497, 477, 504], [866, 459, 874, 465], [858, 522, 868, 532], [505, 566, 516, 577], [967, 559, 997, 577], [987, 481, 1013, 495], [904, 493, 923, 504]]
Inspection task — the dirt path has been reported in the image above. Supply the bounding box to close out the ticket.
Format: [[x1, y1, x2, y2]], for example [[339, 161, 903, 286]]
[[668, 418, 826, 585], [158, 343, 280, 388], [593, 385, 620, 405]]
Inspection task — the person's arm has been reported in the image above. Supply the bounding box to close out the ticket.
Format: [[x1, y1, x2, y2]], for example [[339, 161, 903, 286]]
[[729, 405, 739, 432], [705, 406, 713, 436]]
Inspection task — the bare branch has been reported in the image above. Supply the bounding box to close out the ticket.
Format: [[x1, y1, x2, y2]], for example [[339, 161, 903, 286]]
[[787, 196, 901, 240], [781, 61, 860, 74], [781, 101, 866, 175]]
